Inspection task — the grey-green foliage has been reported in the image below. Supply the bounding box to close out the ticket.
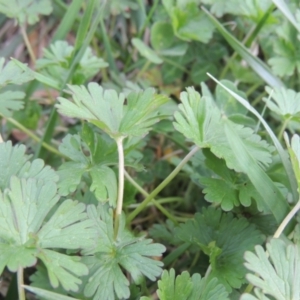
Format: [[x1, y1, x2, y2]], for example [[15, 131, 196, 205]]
[[0, 141, 96, 292], [82, 205, 166, 300], [0, 58, 34, 116], [36, 41, 108, 85], [56, 83, 170, 139], [241, 238, 300, 300], [0, 0, 52, 25]]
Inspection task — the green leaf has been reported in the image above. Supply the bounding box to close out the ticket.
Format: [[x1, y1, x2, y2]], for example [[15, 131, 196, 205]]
[[151, 21, 174, 50], [132, 38, 163, 64], [197, 148, 268, 212], [224, 120, 290, 224], [170, 3, 214, 43], [173, 86, 274, 173], [0, 141, 58, 190], [157, 269, 229, 300], [0, 176, 96, 292], [83, 205, 166, 300], [57, 134, 118, 206], [176, 207, 264, 291], [23, 285, 80, 300], [207, 74, 298, 204], [264, 86, 300, 120], [0, 0, 52, 25], [0, 58, 34, 87], [36, 41, 108, 85], [268, 21, 300, 77], [56, 83, 169, 139], [242, 238, 300, 300]]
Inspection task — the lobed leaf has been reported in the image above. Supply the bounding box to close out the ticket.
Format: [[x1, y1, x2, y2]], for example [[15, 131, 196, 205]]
[[83, 205, 166, 300], [157, 269, 229, 300], [56, 83, 169, 139], [242, 238, 300, 300], [0, 177, 96, 291], [0, 0, 52, 25], [176, 207, 264, 291]]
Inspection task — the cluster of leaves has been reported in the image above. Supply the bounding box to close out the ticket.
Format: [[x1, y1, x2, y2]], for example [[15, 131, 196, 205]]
[[2, 0, 300, 300]]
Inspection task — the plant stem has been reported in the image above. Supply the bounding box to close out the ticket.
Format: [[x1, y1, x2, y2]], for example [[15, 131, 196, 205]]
[[273, 200, 300, 238], [114, 136, 125, 236], [124, 170, 179, 224], [278, 118, 290, 142], [136, 60, 151, 80], [17, 266, 25, 300], [127, 146, 199, 223], [4, 116, 65, 158], [20, 25, 36, 64]]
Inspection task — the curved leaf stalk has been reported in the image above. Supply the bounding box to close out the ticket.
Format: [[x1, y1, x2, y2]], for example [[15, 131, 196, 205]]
[[124, 170, 179, 224], [127, 146, 200, 223], [4, 116, 64, 158], [17, 266, 25, 300], [114, 136, 125, 237], [20, 25, 36, 64], [273, 200, 300, 238]]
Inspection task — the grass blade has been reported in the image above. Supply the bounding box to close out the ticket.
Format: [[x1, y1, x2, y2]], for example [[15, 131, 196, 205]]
[[202, 6, 284, 88], [272, 0, 300, 33], [208, 73, 298, 201], [23, 285, 80, 300], [224, 120, 290, 224], [52, 1, 82, 41]]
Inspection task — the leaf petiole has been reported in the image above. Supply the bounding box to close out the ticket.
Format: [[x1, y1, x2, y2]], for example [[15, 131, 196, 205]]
[[127, 146, 199, 223]]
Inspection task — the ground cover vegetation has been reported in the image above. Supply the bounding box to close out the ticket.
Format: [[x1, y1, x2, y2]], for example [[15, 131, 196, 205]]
[[0, 0, 300, 299]]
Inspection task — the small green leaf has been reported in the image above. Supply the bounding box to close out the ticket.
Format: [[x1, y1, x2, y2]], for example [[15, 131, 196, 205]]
[[171, 3, 214, 43], [132, 38, 163, 64], [0, 58, 34, 87], [151, 21, 174, 50], [0, 141, 58, 190], [264, 86, 300, 119], [0, 0, 52, 25], [242, 238, 300, 300]]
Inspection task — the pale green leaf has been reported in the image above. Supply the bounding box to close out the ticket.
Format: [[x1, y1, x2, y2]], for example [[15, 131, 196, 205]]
[[242, 238, 300, 300], [132, 38, 163, 64], [83, 205, 166, 300], [0, 0, 52, 25], [151, 21, 174, 50], [0, 141, 58, 190], [173, 86, 274, 173], [56, 83, 169, 139], [264, 86, 300, 119], [0, 58, 34, 87], [90, 165, 117, 206], [37, 250, 88, 292], [0, 177, 96, 292]]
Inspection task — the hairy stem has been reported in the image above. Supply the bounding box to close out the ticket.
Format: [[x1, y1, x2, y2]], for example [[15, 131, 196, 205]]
[[127, 146, 199, 223], [17, 266, 25, 300], [114, 136, 125, 236]]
